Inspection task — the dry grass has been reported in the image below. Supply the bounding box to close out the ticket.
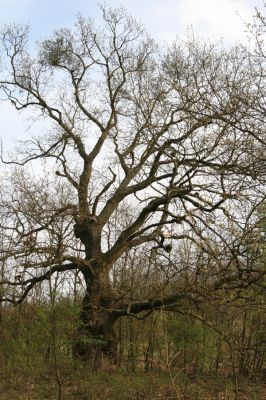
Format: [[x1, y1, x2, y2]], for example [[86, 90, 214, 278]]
[[0, 369, 265, 400]]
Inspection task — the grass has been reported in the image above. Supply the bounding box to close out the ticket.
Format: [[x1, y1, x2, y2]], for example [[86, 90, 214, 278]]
[[0, 366, 265, 400]]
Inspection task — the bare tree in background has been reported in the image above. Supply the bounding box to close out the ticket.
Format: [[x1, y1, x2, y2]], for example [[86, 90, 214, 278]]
[[0, 6, 265, 362]]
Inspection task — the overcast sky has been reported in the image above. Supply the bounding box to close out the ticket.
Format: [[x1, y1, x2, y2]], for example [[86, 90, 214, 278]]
[[0, 0, 263, 149], [0, 0, 262, 43]]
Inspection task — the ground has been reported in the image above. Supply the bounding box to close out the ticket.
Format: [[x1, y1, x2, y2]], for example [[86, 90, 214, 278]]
[[0, 368, 265, 400]]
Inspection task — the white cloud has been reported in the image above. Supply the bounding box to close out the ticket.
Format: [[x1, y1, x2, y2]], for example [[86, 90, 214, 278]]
[[131, 0, 255, 45], [175, 0, 252, 44]]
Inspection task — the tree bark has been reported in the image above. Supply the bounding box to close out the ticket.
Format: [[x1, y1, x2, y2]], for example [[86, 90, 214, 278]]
[[73, 217, 119, 365], [74, 284, 119, 365]]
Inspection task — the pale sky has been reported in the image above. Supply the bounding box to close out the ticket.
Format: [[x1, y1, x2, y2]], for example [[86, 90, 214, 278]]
[[0, 0, 263, 149], [0, 0, 261, 43]]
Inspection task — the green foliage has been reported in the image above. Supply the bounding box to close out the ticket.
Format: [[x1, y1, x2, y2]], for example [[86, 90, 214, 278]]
[[0, 299, 265, 399], [74, 332, 106, 348], [0, 300, 79, 377], [167, 314, 218, 371]]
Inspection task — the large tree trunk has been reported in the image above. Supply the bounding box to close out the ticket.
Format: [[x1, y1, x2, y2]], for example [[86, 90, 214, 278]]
[[73, 217, 119, 365], [74, 270, 119, 365]]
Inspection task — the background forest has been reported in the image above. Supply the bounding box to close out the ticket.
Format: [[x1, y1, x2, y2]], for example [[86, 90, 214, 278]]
[[0, 232, 265, 399]]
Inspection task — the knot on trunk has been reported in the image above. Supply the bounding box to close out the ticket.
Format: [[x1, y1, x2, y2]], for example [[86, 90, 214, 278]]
[[74, 216, 101, 255], [74, 216, 98, 239]]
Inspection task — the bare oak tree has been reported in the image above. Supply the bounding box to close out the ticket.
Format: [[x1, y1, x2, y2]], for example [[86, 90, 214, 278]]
[[0, 7, 265, 361]]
